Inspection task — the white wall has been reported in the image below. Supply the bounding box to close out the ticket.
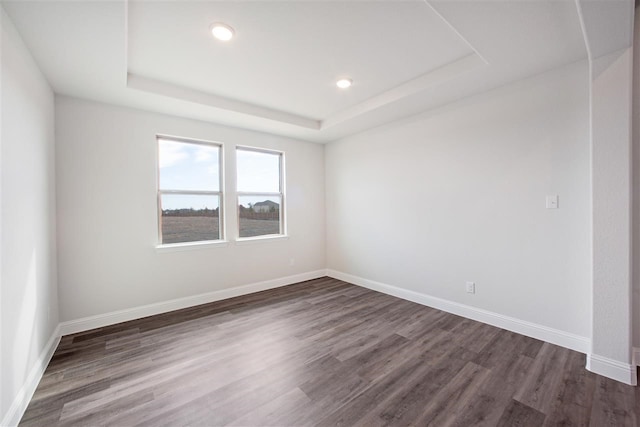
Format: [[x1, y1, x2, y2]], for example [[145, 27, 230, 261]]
[[1, 7, 59, 425], [55, 96, 325, 322], [326, 61, 591, 340]]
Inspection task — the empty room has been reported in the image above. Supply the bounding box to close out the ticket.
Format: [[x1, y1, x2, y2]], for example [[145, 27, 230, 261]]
[[1, 0, 639, 425]]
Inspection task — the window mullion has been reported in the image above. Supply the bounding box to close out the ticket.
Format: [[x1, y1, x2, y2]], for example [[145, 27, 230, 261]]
[[236, 191, 281, 197], [160, 190, 220, 196]]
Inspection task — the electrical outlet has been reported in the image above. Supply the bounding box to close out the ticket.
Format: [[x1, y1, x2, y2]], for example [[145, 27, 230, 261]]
[[466, 282, 476, 294]]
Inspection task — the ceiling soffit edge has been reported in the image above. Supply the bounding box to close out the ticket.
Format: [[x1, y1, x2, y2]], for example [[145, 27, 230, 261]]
[[126, 73, 321, 130]]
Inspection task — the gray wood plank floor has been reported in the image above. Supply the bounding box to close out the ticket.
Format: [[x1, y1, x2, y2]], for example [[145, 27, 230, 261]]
[[19, 277, 640, 426]]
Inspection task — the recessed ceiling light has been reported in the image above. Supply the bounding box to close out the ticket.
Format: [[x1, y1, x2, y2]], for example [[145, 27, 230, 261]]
[[336, 78, 353, 89], [210, 23, 234, 41]]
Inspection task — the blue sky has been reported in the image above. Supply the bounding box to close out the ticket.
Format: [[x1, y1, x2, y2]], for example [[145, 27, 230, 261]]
[[159, 139, 280, 210]]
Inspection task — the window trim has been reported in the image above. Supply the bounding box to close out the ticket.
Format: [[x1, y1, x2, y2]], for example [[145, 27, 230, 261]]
[[235, 145, 286, 240], [155, 240, 229, 253], [156, 135, 225, 247]]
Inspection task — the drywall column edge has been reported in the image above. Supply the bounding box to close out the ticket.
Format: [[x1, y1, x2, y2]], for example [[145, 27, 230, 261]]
[[588, 46, 636, 385]]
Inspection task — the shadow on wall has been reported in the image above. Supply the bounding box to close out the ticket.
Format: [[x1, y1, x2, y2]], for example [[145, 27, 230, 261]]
[[3, 247, 42, 418]]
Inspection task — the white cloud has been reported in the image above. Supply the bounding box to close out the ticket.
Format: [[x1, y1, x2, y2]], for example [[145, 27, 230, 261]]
[[195, 146, 215, 163], [159, 141, 188, 168]]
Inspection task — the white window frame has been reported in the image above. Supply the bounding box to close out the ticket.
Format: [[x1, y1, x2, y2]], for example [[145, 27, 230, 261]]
[[236, 146, 286, 240], [157, 135, 224, 247]]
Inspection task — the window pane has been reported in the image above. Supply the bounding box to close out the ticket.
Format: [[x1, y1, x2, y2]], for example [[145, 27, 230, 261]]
[[238, 195, 280, 238], [159, 139, 220, 191], [236, 149, 280, 193], [160, 194, 220, 244]]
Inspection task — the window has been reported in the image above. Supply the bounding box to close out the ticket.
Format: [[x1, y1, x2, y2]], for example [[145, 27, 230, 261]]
[[236, 147, 284, 238], [157, 136, 223, 245]]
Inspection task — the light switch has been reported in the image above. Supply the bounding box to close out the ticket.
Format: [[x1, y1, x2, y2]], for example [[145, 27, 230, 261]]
[[466, 282, 475, 294], [546, 195, 559, 209]]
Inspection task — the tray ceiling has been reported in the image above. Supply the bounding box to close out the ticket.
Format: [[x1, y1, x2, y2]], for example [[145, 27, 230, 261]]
[[2, 1, 632, 143]]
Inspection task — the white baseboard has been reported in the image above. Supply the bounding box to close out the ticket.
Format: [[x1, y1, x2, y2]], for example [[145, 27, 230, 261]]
[[587, 354, 637, 386], [59, 270, 327, 336], [1, 325, 61, 427], [2, 269, 634, 427], [326, 269, 591, 354]]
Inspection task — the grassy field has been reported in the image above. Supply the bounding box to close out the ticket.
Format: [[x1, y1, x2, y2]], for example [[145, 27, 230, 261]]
[[161, 216, 219, 244], [161, 216, 279, 243], [239, 218, 279, 238]]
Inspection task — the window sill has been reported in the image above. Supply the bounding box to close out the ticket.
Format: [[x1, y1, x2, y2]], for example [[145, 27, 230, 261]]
[[235, 235, 289, 245], [155, 240, 229, 253]]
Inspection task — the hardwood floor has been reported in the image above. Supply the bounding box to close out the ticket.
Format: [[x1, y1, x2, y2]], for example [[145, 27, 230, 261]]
[[19, 277, 640, 426]]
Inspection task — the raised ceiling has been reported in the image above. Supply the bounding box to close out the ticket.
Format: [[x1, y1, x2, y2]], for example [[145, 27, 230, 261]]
[[128, 1, 473, 120], [1, 0, 633, 143]]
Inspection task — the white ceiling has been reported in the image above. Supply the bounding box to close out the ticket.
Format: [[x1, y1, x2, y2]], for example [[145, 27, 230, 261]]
[[128, 1, 472, 119], [2, 0, 634, 143]]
